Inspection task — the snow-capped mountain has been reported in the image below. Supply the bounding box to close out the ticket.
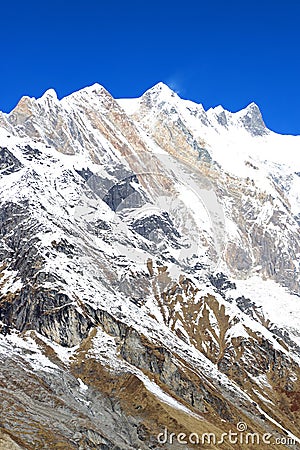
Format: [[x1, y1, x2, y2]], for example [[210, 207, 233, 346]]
[[0, 82, 299, 449]]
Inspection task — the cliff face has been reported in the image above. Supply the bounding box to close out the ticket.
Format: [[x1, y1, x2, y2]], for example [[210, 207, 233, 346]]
[[0, 83, 300, 449]]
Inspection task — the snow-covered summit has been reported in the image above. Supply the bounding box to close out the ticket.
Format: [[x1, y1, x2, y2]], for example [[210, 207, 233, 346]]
[[117, 82, 267, 136], [41, 88, 58, 100]]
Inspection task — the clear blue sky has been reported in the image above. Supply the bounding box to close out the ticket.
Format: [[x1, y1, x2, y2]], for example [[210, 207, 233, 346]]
[[0, 0, 299, 134]]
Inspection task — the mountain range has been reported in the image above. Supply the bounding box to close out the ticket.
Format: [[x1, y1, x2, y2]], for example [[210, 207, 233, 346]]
[[0, 82, 299, 449]]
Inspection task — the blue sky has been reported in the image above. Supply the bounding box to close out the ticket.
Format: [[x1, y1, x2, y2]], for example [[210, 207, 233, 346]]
[[0, 0, 299, 134]]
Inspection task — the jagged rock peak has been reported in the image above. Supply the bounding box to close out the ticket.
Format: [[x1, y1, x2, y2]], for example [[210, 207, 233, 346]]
[[9, 89, 59, 117], [13, 83, 112, 111], [238, 101, 262, 117], [207, 101, 267, 135], [237, 101, 267, 136], [141, 81, 179, 102], [68, 82, 111, 98]]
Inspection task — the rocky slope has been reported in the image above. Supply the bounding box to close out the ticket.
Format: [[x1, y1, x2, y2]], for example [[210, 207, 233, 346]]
[[0, 83, 299, 449]]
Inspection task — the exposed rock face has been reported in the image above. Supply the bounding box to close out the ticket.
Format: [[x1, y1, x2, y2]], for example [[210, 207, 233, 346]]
[[0, 83, 300, 449], [239, 103, 268, 136], [0, 147, 23, 175], [131, 211, 181, 245]]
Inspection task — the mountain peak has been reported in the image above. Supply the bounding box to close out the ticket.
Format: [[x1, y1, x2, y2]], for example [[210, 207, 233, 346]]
[[62, 83, 112, 105], [41, 88, 58, 100], [143, 82, 178, 99], [79, 82, 109, 95], [238, 102, 267, 136], [244, 101, 260, 113], [150, 81, 173, 91]]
